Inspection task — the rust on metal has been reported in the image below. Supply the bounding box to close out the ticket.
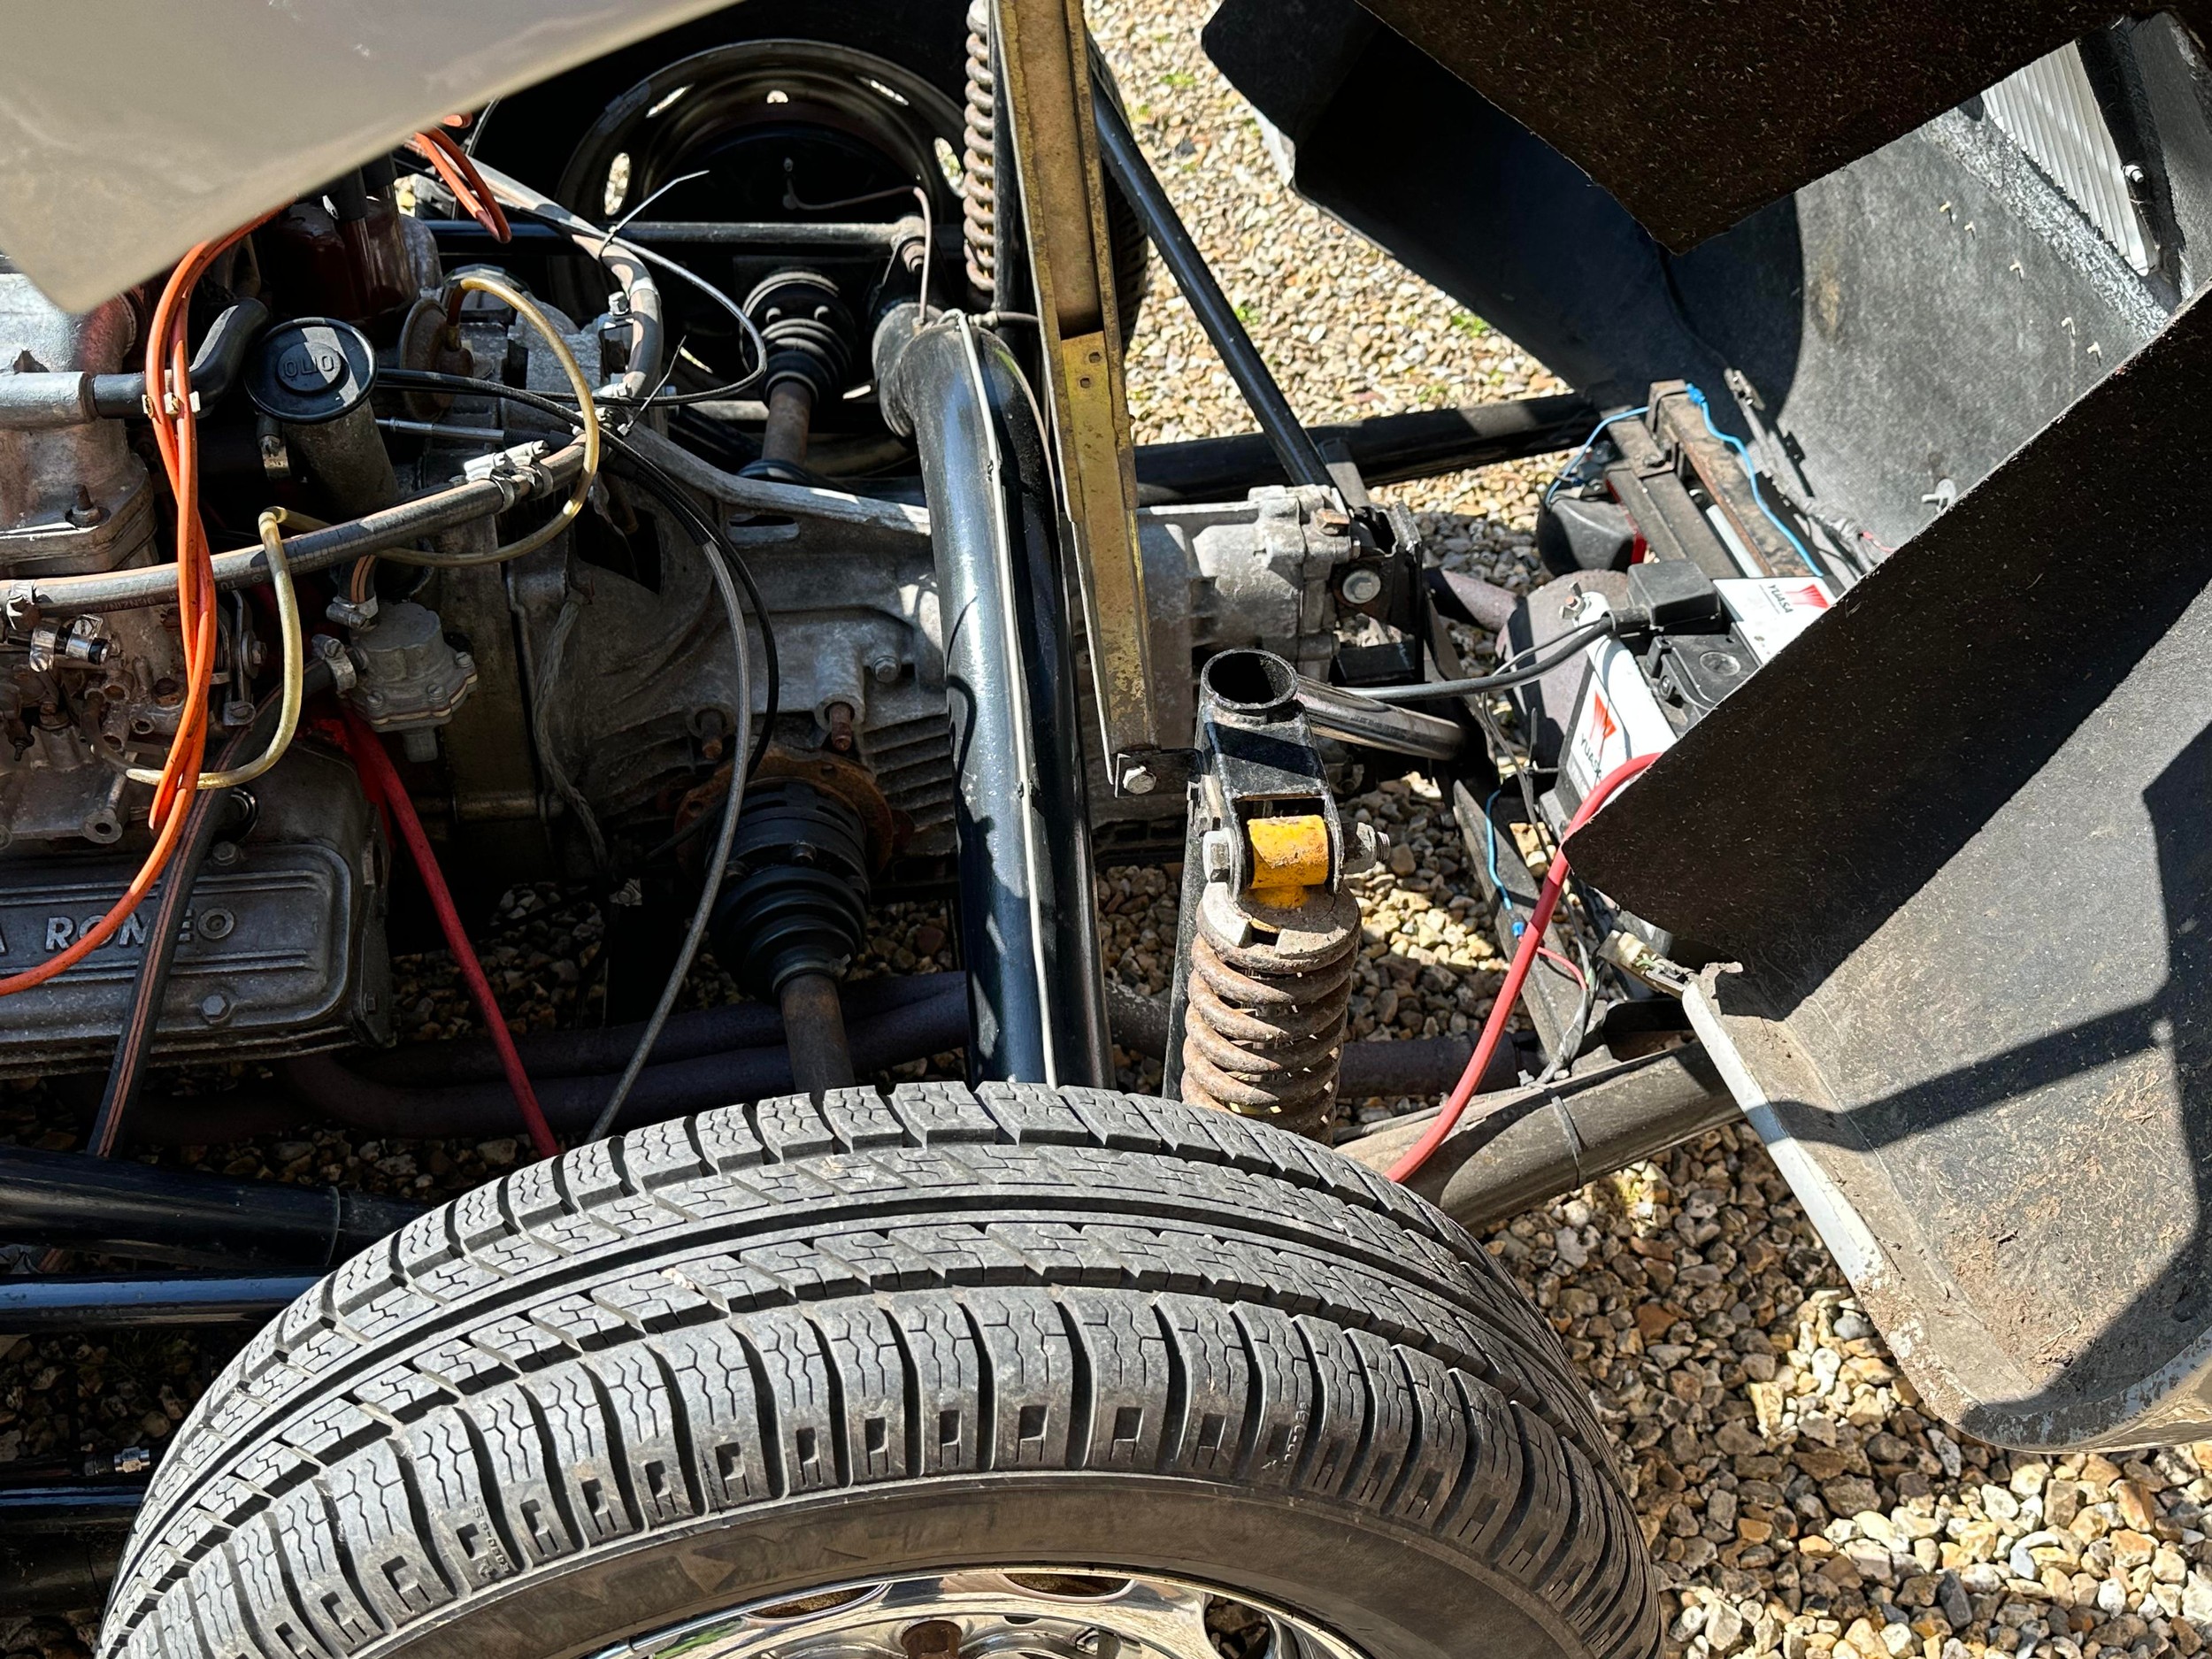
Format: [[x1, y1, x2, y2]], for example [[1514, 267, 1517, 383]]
[[992, 0, 1158, 785], [1179, 883, 1357, 1138]]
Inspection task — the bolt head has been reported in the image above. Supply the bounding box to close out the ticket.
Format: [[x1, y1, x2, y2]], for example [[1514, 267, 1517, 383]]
[[1118, 763, 1156, 795], [1340, 567, 1384, 605], [198, 991, 231, 1024]]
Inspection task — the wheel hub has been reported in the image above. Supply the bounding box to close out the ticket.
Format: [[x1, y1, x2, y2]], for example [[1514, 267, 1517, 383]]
[[589, 1570, 1365, 1659]]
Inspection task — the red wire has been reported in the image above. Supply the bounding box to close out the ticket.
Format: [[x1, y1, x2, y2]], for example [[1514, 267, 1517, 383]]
[[338, 711, 558, 1160], [1389, 751, 1662, 1184], [1538, 946, 1586, 989]]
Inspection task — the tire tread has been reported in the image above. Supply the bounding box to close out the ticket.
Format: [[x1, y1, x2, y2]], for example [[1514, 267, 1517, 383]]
[[104, 1086, 1658, 1659]]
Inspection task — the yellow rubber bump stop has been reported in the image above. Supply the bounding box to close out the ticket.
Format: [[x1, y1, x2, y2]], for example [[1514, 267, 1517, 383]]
[[1246, 814, 1331, 906]]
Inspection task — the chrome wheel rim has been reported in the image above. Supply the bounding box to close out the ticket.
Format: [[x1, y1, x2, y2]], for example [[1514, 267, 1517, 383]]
[[593, 1569, 1367, 1659]]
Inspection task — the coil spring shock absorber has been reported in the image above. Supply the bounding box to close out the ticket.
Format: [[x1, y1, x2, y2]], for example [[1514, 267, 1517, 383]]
[[1180, 880, 1359, 1136], [961, 0, 997, 295], [1169, 649, 1365, 1139]]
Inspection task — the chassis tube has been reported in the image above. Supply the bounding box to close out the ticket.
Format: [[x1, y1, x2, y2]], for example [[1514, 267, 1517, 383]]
[[0, 1146, 419, 1270], [0, 1485, 142, 1617], [874, 305, 1110, 1086], [1338, 1046, 1738, 1227], [0, 1275, 315, 1332], [1132, 395, 1601, 503]]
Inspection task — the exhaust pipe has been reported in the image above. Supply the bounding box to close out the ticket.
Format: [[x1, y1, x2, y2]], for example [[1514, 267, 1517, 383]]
[[874, 303, 1110, 1087]]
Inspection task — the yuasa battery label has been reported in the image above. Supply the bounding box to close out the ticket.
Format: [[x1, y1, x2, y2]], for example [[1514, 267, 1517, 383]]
[[1717, 576, 1834, 664], [1563, 636, 1676, 801]]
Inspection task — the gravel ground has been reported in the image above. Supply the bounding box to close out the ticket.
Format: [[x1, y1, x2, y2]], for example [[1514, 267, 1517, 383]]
[[1086, 17, 2212, 1659], [5, 12, 2203, 1659]]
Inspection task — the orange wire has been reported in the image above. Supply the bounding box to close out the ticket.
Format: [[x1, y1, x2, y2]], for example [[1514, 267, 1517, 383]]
[[0, 211, 274, 998], [411, 128, 510, 242]]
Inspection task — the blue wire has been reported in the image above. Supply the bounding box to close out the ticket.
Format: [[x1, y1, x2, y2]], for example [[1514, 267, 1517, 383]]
[[1482, 787, 1525, 938], [1543, 406, 1649, 507], [1684, 383, 1825, 581]]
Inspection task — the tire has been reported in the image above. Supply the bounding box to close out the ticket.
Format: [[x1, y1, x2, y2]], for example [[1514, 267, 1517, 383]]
[[99, 1085, 1659, 1659]]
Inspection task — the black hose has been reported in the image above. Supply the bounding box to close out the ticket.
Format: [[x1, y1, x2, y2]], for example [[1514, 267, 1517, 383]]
[[351, 972, 959, 1088], [88, 297, 271, 419], [115, 978, 965, 1146], [1132, 396, 1601, 504], [874, 305, 1110, 1087], [1108, 981, 1532, 1098], [1338, 1047, 1737, 1227], [275, 977, 970, 1140], [1427, 567, 1523, 634], [114, 979, 1519, 1147]]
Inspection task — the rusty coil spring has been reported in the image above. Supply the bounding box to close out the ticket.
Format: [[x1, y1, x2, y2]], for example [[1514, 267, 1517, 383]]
[[1179, 887, 1359, 1138], [961, 0, 997, 294]]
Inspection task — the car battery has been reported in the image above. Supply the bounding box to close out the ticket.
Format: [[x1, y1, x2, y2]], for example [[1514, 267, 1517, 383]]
[[1553, 564, 1835, 816]]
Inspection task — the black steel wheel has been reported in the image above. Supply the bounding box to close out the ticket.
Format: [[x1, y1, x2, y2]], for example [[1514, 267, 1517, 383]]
[[99, 1087, 1659, 1659], [473, 0, 1149, 380]]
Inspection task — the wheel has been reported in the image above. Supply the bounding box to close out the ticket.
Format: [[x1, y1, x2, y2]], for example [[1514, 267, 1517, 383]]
[[473, 0, 1150, 356], [99, 1086, 1659, 1659]]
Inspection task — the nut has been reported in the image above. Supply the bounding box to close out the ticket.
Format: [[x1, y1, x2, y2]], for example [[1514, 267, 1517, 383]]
[[1201, 826, 1234, 881], [1344, 820, 1388, 874]]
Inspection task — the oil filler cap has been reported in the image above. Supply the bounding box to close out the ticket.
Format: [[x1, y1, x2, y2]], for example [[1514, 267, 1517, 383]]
[[246, 317, 377, 425]]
